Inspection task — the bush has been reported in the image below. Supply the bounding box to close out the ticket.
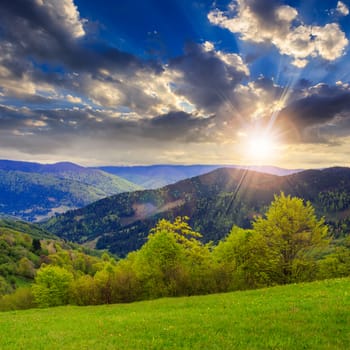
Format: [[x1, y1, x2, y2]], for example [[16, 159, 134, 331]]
[[0, 287, 36, 311], [32, 265, 73, 307]]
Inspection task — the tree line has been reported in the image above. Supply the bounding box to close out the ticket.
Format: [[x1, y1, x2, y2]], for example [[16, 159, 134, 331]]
[[1, 193, 350, 310]]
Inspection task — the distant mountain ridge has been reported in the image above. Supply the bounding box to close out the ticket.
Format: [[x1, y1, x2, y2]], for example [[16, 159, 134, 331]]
[[0, 160, 141, 221], [43, 166, 350, 257], [97, 164, 302, 189], [0, 160, 84, 173]]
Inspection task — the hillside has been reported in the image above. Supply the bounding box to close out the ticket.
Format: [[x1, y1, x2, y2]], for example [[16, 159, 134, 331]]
[[0, 160, 141, 221], [44, 166, 350, 257], [0, 219, 109, 296], [0, 278, 349, 349], [97, 164, 301, 189]]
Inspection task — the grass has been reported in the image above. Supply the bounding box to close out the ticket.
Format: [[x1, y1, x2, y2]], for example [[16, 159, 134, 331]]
[[0, 278, 349, 349]]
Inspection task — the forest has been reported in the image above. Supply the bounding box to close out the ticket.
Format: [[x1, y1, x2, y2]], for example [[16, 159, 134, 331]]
[[1, 193, 350, 311]]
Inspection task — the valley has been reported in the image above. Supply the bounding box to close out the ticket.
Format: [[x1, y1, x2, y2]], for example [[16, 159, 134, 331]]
[[0, 160, 141, 221]]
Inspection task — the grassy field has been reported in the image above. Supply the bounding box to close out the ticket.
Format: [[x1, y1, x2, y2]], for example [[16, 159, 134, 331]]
[[0, 278, 349, 349]]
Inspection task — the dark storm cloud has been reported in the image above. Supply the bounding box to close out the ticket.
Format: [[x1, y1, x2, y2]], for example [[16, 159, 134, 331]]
[[0, 0, 169, 120], [169, 43, 248, 112], [0, 0, 159, 77], [0, 104, 215, 154], [145, 111, 215, 141], [277, 84, 350, 143]]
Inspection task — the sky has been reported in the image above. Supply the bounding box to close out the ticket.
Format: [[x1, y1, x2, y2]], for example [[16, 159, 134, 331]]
[[0, 0, 350, 168]]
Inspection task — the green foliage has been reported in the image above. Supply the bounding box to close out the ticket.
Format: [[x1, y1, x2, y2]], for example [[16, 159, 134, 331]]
[[70, 275, 98, 306], [17, 257, 35, 278], [0, 287, 35, 311], [317, 238, 350, 279], [0, 219, 55, 240], [214, 226, 277, 290], [132, 217, 215, 299], [318, 190, 350, 213], [134, 228, 187, 298], [253, 193, 329, 284], [2, 195, 350, 312], [213, 194, 331, 290], [0, 219, 106, 296], [0, 276, 13, 295], [32, 265, 73, 307]]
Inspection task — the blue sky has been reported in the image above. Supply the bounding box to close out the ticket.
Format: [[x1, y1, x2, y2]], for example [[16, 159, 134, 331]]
[[0, 0, 350, 167]]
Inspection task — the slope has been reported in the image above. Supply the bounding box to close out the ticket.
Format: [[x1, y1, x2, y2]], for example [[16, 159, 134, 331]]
[[0, 219, 108, 296], [44, 167, 350, 257], [0, 160, 141, 221], [0, 278, 349, 349]]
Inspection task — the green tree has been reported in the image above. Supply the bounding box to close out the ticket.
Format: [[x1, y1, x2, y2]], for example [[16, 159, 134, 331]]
[[94, 263, 116, 304], [111, 254, 141, 303], [133, 217, 211, 298], [148, 216, 215, 295], [0, 276, 13, 296], [17, 257, 35, 278], [32, 265, 73, 307], [70, 275, 98, 306], [134, 227, 186, 298], [253, 193, 329, 284], [213, 226, 279, 290], [317, 238, 350, 279], [0, 287, 35, 311]]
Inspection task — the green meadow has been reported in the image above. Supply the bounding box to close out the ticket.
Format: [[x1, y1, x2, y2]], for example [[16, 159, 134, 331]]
[[0, 278, 349, 350]]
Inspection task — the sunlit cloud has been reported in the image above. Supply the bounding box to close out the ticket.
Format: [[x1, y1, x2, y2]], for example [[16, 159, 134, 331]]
[[336, 1, 349, 16], [208, 0, 348, 67]]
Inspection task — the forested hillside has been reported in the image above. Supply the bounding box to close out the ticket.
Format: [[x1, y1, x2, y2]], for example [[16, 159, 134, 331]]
[[0, 219, 116, 309], [3, 195, 350, 312], [0, 160, 141, 221], [44, 167, 350, 257]]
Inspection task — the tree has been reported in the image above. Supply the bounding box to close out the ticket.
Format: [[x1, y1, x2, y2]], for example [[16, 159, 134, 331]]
[[134, 227, 186, 298], [31, 238, 41, 253], [32, 265, 73, 307], [17, 257, 35, 278], [253, 193, 329, 284], [0, 276, 13, 296], [317, 237, 350, 279], [94, 263, 116, 304], [213, 226, 279, 290], [148, 217, 215, 295], [111, 254, 142, 303], [133, 217, 212, 298], [70, 275, 98, 306]]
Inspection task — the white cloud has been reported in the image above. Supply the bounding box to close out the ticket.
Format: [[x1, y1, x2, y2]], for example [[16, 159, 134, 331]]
[[66, 95, 82, 104], [38, 0, 86, 39], [208, 0, 349, 67], [337, 1, 349, 16], [201, 41, 249, 76]]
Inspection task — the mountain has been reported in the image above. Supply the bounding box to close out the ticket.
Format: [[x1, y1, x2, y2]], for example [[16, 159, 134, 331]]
[[97, 164, 302, 189], [0, 160, 141, 221], [43, 166, 350, 257]]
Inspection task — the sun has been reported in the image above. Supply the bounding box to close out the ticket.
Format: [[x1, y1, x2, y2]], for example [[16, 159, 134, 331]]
[[244, 133, 277, 162]]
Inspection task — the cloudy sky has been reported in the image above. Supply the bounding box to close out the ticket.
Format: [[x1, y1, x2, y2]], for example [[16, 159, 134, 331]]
[[1, 0, 350, 167]]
